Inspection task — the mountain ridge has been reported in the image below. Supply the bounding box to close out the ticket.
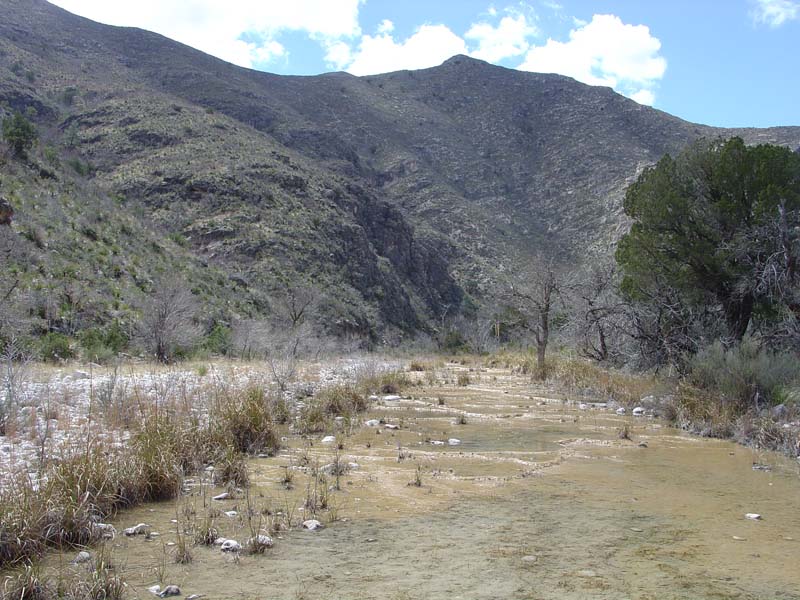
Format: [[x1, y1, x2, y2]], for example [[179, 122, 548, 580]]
[[1, 0, 799, 342]]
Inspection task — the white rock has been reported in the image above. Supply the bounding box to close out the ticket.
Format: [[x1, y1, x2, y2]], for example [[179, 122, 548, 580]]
[[430, 440, 445, 446], [616, 407, 626, 415], [348, 462, 360, 470], [365, 419, 380, 427], [578, 403, 589, 410], [302, 519, 324, 531], [123, 523, 149, 536], [72, 370, 90, 380], [212, 492, 231, 501], [632, 407, 645, 416], [93, 523, 116, 539], [382, 395, 401, 402], [384, 423, 399, 430], [220, 539, 242, 552], [212, 537, 228, 546], [147, 585, 162, 596], [321, 435, 337, 445], [158, 585, 181, 597], [247, 534, 274, 548], [368, 395, 379, 401], [72, 550, 92, 564], [223, 510, 238, 518], [448, 438, 461, 446], [745, 513, 762, 520]]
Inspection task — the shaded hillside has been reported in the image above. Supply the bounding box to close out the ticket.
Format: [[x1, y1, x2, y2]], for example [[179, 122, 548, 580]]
[[1, 0, 799, 339]]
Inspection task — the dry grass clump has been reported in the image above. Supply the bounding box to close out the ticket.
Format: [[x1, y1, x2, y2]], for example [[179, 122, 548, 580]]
[[548, 357, 655, 407], [456, 372, 471, 387], [317, 385, 366, 416], [359, 371, 412, 396], [210, 386, 281, 456]]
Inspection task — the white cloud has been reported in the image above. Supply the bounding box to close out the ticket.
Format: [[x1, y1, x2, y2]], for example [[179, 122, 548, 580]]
[[344, 25, 468, 76], [630, 89, 655, 106], [751, 0, 799, 26], [377, 19, 395, 35], [48, 0, 362, 68], [465, 13, 538, 62], [519, 14, 666, 105]]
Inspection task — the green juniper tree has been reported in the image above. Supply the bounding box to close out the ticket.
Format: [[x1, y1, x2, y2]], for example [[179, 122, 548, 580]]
[[2, 110, 37, 158], [616, 137, 800, 366]]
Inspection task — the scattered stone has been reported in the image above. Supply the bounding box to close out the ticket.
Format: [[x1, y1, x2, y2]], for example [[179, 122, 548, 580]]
[[365, 419, 380, 427], [220, 539, 242, 553], [430, 440, 445, 446], [212, 538, 228, 546], [93, 523, 116, 539], [321, 435, 337, 445], [159, 585, 181, 598], [212, 492, 231, 501], [348, 462, 360, 470], [247, 534, 274, 549], [521, 555, 538, 564], [223, 511, 238, 518], [72, 551, 92, 564], [447, 438, 461, 446], [745, 513, 762, 520], [732, 536, 746, 541], [384, 423, 399, 430], [578, 403, 589, 410], [302, 519, 324, 531], [752, 463, 772, 472], [577, 569, 599, 578], [629, 527, 644, 533], [123, 523, 150, 536], [186, 596, 203, 600], [147, 585, 162, 596], [72, 370, 90, 380], [616, 407, 626, 415], [365, 538, 378, 543], [772, 404, 788, 419], [382, 395, 401, 402], [638, 442, 648, 448], [632, 407, 645, 416]]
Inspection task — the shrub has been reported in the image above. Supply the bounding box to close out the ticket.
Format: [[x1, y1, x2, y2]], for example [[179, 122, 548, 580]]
[[688, 340, 798, 413], [39, 333, 73, 362], [2, 111, 37, 157]]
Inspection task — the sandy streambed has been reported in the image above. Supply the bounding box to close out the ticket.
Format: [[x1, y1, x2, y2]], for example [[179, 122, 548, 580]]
[[43, 365, 800, 599]]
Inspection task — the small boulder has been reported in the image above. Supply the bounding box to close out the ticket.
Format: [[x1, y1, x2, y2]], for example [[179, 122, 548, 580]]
[[220, 539, 242, 553], [745, 513, 762, 521], [0, 197, 13, 226], [302, 519, 324, 531], [211, 492, 231, 501], [447, 438, 461, 446], [632, 407, 645, 416], [93, 523, 116, 539], [321, 435, 337, 445], [382, 395, 401, 402], [123, 523, 150, 536], [159, 585, 181, 598], [247, 534, 274, 550], [616, 407, 626, 415], [365, 419, 380, 427], [72, 551, 92, 564], [772, 404, 788, 419]]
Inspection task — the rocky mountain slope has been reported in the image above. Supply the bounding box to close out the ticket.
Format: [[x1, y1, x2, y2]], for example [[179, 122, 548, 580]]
[[1, 0, 798, 341]]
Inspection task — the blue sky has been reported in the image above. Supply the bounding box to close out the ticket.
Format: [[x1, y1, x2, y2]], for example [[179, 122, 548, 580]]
[[49, 0, 799, 128]]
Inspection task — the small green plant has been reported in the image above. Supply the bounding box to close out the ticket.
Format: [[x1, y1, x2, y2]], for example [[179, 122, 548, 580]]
[[2, 110, 37, 157]]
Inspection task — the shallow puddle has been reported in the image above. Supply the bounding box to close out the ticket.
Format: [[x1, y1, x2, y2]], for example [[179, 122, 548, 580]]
[[44, 366, 800, 599]]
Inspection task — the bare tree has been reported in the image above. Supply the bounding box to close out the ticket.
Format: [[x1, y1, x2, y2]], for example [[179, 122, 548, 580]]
[[138, 279, 200, 363], [506, 260, 567, 379], [569, 261, 630, 363]]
